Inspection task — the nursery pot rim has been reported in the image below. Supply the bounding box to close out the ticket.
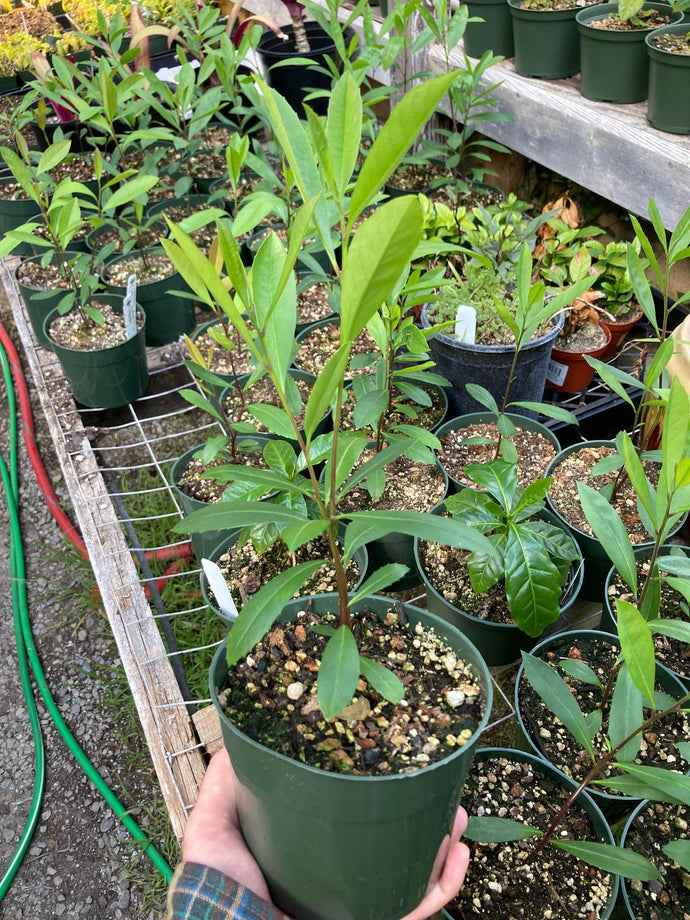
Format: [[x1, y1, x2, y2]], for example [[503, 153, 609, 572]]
[[210, 592, 493, 783], [44, 297, 146, 355], [646, 20, 690, 55], [508, 0, 588, 16], [100, 245, 176, 288], [421, 304, 564, 355], [576, 1, 682, 34]]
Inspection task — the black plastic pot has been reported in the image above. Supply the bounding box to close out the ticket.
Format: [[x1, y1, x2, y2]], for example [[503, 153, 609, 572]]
[[508, 0, 583, 78], [515, 629, 689, 820], [211, 593, 493, 920], [646, 24, 690, 133], [44, 295, 148, 409], [257, 23, 346, 116], [416, 504, 584, 667], [576, 2, 682, 103], [421, 303, 564, 419], [101, 246, 196, 346], [463, 0, 515, 58]]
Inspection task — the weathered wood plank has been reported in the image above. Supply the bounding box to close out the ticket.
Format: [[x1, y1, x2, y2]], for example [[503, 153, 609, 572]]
[[430, 42, 690, 231]]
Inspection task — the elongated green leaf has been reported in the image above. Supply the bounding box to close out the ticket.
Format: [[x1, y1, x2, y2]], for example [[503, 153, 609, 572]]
[[179, 388, 225, 424], [326, 72, 361, 200], [343, 509, 494, 562], [616, 599, 656, 703], [464, 459, 517, 508], [663, 377, 690, 484], [252, 234, 295, 388], [552, 840, 658, 880], [520, 652, 596, 760], [349, 71, 458, 224], [318, 625, 361, 720], [205, 465, 312, 498], [464, 816, 540, 843], [280, 518, 329, 551], [594, 774, 685, 803], [609, 663, 643, 762], [465, 383, 499, 415], [652, 618, 690, 643], [350, 564, 408, 604], [663, 840, 690, 871], [105, 174, 160, 211], [359, 655, 404, 704], [512, 402, 580, 426], [339, 440, 411, 498], [615, 763, 690, 806], [246, 404, 298, 440], [621, 432, 656, 527], [558, 659, 602, 686], [303, 345, 350, 443], [626, 241, 657, 330], [582, 358, 640, 407], [174, 501, 304, 534], [226, 560, 324, 666], [340, 197, 423, 343], [37, 139, 71, 176], [504, 529, 562, 636], [577, 482, 637, 594]]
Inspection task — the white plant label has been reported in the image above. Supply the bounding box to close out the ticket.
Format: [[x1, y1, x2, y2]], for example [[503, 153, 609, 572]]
[[201, 558, 238, 621], [454, 304, 476, 344], [124, 275, 138, 339], [546, 359, 568, 388]]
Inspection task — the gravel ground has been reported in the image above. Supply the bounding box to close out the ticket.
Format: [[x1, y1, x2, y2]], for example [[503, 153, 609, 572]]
[[0, 287, 175, 919]]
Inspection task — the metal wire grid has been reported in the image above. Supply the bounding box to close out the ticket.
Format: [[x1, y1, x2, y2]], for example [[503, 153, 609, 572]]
[[5, 256, 628, 836]]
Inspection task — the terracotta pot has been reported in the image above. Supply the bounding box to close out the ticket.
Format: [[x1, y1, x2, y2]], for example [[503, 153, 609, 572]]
[[599, 307, 643, 357], [546, 324, 612, 393]]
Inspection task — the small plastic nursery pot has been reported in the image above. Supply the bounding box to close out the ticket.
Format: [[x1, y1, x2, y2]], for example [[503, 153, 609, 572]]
[[440, 747, 620, 920], [463, 0, 515, 57], [415, 505, 584, 668], [435, 411, 561, 495], [101, 246, 196, 347], [421, 304, 564, 419], [646, 24, 690, 134], [599, 309, 643, 358], [546, 324, 612, 393], [576, 2, 683, 103], [508, 0, 583, 79], [43, 296, 148, 409], [514, 629, 689, 820], [200, 530, 369, 625], [602, 543, 690, 689], [0, 181, 40, 238], [210, 593, 493, 920], [14, 251, 82, 350]]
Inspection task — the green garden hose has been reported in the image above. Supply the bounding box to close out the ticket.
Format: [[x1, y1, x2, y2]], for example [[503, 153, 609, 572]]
[[0, 340, 174, 903]]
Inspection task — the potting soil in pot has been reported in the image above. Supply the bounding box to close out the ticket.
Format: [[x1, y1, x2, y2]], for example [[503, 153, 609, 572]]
[[339, 384, 446, 434], [439, 423, 557, 488], [217, 605, 486, 774], [337, 450, 446, 514], [48, 300, 143, 350], [177, 449, 269, 503], [295, 322, 377, 376], [223, 374, 313, 432], [188, 326, 255, 377], [447, 755, 615, 919]]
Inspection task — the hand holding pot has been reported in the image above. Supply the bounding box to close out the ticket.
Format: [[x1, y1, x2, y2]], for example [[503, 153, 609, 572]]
[[175, 748, 470, 920]]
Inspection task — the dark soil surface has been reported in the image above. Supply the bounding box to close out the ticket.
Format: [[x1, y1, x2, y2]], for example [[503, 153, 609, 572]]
[[651, 32, 690, 53], [338, 451, 446, 514], [438, 423, 556, 488]]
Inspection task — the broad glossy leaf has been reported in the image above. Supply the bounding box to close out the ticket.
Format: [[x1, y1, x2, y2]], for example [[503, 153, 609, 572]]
[[343, 510, 494, 561], [280, 519, 330, 551], [326, 72, 361, 200], [609, 663, 643, 762], [464, 460, 517, 509], [226, 560, 324, 666], [37, 139, 71, 176], [520, 652, 595, 760], [252, 234, 295, 388], [552, 840, 658, 880], [359, 655, 404, 704], [558, 659, 602, 686], [464, 816, 540, 843], [504, 529, 562, 636], [616, 599, 656, 703], [246, 404, 298, 440], [318, 625, 361, 720], [350, 564, 408, 604], [577, 482, 637, 594], [105, 174, 160, 210]]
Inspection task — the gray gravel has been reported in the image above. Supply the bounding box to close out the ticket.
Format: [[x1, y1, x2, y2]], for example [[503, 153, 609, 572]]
[[0, 287, 174, 918]]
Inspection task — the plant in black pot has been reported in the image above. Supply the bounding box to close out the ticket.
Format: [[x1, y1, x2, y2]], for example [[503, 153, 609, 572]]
[[162, 70, 499, 920]]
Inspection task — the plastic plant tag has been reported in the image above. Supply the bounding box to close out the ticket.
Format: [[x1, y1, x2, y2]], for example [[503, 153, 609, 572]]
[[547, 358, 568, 388], [124, 275, 138, 339], [201, 558, 238, 621], [455, 304, 476, 343]]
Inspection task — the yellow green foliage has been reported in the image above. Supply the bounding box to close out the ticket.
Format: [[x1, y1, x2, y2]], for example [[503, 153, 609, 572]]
[[0, 30, 50, 74]]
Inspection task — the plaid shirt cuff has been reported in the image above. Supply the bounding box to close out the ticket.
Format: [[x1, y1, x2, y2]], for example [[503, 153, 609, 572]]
[[166, 861, 291, 920]]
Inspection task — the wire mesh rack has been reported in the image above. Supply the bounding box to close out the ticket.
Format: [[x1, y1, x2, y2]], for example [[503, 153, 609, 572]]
[[5, 257, 617, 841]]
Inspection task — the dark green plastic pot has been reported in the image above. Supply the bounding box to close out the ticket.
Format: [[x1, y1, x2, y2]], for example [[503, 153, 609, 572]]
[[0, 183, 40, 238], [415, 503, 584, 667], [646, 24, 690, 133], [463, 0, 514, 57], [44, 295, 148, 409], [545, 440, 686, 601], [210, 593, 493, 920], [440, 747, 619, 920], [14, 251, 82, 350], [602, 543, 690, 688], [436, 411, 561, 494], [201, 530, 368, 625], [101, 246, 196, 346], [576, 2, 682, 103], [421, 304, 564, 419], [508, 0, 584, 78], [515, 629, 689, 820]]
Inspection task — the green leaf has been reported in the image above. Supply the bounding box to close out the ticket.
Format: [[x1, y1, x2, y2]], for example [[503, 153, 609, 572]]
[[465, 383, 499, 415], [464, 816, 540, 843], [246, 404, 297, 440], [105, 174, 160, 211], [359, 655, 405, 704], [552, 840, 658, 880], [37, 139, 71, 176], [652, 618, 690, 643], [663, 840, 690, 871], [280, 519, 330, 551], [350, 564, 409, 604], [349, 71, 458, 224], [340, 197, 423, 343], [318, 625, 361, 720], [339, 440, 410, 498], [615, 763, 690, 806], [174, 501, 304, 534], [520, 652, 596, 760], [577, 482, 637, 595], [343, 510, 494, 561], [303, 345, 350, 443], [226, 560, 324, 666], [616, 599, 656, 703], [609, 663, 643, 762], [621, 433, 656, 529], [504, 528, 563, 636], [326, 72, 361, 200], [558, 659, 602, 686], [595, 774, 685, 803], [252, 233, 295, 388]]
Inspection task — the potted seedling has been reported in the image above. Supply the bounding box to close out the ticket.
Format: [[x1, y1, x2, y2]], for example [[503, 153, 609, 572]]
[[646, 20, 690, 133], [162, 70, 497, 920]]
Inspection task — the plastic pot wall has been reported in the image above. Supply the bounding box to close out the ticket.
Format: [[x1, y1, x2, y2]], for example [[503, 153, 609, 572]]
[[44, 295, 148, 409], [463, 0, 514, 58], [211, 593, 493, 920], [546, 325, 612, 393], [421, 304, 563, 419], [646, 24, 690, 134], [508, 0, 582, 78], [15, 251, 84, 350], [576, 2, 682, 103]]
